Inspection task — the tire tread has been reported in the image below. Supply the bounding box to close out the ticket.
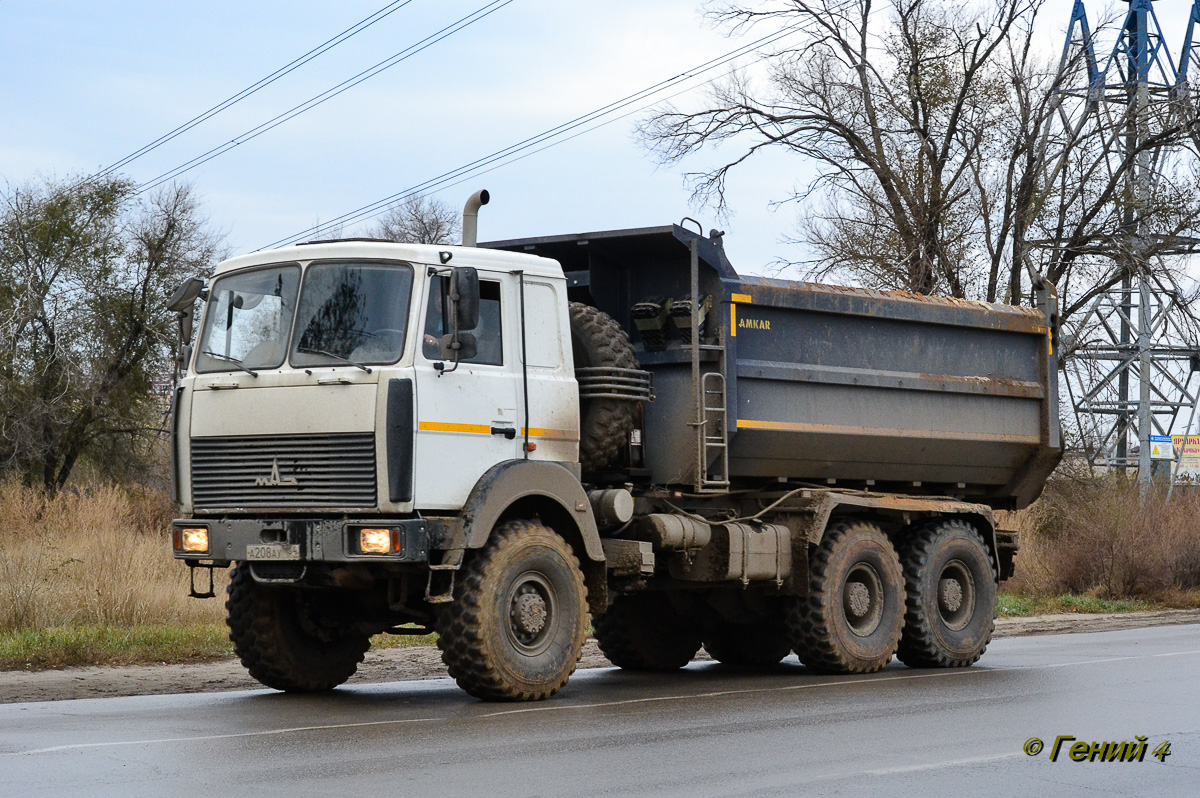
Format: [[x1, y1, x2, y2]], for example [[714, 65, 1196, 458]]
[[436, 520, 588, 701], [896, 519, 997, 668]]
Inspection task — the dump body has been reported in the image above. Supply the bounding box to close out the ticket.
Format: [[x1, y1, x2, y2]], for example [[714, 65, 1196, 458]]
[[485, 225, 1061, 509]]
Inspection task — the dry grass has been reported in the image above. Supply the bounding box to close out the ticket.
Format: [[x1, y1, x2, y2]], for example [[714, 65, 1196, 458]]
[[0, 479, 227, 633], [3, 474, 1197, 669], [0, 479, 434, 668], [1005, 473, 1200, 607]]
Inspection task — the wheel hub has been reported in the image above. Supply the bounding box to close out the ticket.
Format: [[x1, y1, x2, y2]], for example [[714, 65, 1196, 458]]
[[939, 578, 963, 613], [506, 572, 557, 655], [513, 592, 548, 636], [937, 560, 976, 631], [842, 563, 885, 637], [846, 582, 871, 617]]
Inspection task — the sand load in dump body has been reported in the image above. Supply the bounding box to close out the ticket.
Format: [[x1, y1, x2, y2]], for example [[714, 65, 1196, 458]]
[[484, 224, 1061, 510]]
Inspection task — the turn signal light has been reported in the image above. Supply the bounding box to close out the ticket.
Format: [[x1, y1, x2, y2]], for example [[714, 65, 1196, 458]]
[[359, 528, 392, 555], [179, 528, 209, 554]]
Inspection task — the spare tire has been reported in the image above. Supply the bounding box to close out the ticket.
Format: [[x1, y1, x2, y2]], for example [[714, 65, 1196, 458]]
[[569, 302, 638, 474]]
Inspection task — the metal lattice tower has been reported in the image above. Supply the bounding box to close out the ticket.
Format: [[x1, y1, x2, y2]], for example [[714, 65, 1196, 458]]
[[1052, 0, 1200, 483]]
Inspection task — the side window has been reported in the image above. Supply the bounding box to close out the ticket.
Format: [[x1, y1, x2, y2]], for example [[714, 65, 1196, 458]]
[[422, 277, 503, 365], [523, 282, 562, 368]]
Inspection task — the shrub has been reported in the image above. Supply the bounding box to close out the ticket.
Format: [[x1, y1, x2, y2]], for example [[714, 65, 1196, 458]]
[[0, 479, 226, 632], [1006, 473, 1200, 602]]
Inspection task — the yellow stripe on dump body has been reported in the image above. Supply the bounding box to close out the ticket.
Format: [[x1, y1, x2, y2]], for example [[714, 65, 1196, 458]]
[[735, 418, 1040, 444], [731, 293, 753, 303]]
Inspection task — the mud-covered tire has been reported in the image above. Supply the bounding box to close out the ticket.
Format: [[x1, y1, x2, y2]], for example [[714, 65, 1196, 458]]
[[225, 564, 370, 692], [702, 619, 792, 668], [568, 302, 638, 474], [896, 519, 997, 668], [594, 592, 702, 671], [787, 520, 905, 674], [435, 520, 588, 701]]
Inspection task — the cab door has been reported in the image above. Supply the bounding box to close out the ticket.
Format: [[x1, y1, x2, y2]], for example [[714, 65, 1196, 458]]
[[413, 271, 521, 510]]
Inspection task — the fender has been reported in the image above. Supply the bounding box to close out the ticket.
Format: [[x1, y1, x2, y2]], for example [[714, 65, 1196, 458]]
[[457, 459, 604, 561], [800, 491, 998, 573]]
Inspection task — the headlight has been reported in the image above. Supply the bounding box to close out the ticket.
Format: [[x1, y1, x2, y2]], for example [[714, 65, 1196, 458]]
[[358, 528, 393, 555], [179, 528, 209, 554]]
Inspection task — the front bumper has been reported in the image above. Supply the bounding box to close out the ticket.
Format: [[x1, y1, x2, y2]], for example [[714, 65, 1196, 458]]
[[171, 517, 429, 565]]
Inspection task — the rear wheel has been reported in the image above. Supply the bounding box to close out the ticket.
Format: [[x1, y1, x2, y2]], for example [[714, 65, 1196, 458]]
[[225, 564, 370, 692], [435, 520, 588, 701], [896, 519, 997, 668], [594, 592, 702, 671], [787, 520, 905, 674]]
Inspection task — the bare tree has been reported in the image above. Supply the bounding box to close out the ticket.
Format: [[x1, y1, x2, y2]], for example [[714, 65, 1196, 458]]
[[643, 0, 1042, 297], [640, 0, 1200, 317], [0, 176, 224, 489], [370, 193, 460, 245]]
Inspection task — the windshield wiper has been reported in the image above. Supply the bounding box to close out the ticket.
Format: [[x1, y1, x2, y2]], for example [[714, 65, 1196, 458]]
[[201, 350, 258, 377], [297, 347, 372, 373]]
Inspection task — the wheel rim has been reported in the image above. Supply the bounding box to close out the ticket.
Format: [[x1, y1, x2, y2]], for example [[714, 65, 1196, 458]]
[[842, 562, 885, 637], [505, 570, 558, 656], [936, 559, 976, 631]]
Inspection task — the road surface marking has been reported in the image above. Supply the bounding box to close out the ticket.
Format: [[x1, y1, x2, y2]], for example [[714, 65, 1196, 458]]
[[10, 647, 1200, 756]]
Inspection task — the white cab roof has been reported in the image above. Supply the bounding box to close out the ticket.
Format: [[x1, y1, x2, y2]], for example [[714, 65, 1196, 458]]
[[213, 239, 565, 280]]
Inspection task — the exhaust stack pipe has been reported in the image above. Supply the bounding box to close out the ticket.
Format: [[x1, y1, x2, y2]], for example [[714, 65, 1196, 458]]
[[461, 189, 490, 247]]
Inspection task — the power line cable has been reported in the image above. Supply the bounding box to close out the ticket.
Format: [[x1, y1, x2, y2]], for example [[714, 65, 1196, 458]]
[[261, 22, 801, 248], [95, 0, 419, 179], [135, 0, 511, 195]]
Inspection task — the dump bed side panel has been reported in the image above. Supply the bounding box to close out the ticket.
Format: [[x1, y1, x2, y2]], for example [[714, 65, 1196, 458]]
[[484, 226, 1061, 509]]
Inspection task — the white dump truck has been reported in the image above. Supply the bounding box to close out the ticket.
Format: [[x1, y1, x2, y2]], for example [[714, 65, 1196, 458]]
[[168, 191, 1060, 701]]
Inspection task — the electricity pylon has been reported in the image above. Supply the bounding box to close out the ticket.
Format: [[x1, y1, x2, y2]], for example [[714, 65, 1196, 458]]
[[1051, 0, 1200, 484]]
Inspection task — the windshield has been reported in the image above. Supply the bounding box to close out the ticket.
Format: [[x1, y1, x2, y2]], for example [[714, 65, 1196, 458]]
[[195, 265, 300, 373], [291, 260, 414, 367]]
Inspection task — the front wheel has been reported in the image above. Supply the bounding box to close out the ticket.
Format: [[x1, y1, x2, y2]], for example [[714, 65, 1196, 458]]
[[225, 564, 370, 692], [896, 519, 997, 668], [436, 520, 588, 701]]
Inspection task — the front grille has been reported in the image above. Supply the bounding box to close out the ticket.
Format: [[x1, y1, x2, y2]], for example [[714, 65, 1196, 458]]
[[191, 433, 377, 509]]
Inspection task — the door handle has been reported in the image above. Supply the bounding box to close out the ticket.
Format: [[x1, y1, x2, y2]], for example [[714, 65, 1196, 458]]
[[491, 426, 517, 440], [317, 376, 353, 385]]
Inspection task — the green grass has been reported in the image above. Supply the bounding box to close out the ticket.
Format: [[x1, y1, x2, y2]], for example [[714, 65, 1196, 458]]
[[997, 592, 1153, 618], [0, 624, 234, 670], [0, 623, 439, 670], [1056, 595, 1151, 614], [372, 631, 438, 649]]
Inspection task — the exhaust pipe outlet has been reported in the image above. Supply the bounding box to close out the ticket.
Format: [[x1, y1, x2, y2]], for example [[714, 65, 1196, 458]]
[[461, 189, 490, 247]]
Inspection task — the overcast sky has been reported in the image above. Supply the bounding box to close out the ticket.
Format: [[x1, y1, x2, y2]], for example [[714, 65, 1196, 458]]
[[3, 0, 1197, 278]]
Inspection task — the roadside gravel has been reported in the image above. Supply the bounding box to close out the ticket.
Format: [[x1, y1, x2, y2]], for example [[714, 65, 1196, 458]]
[[2, 609, 1198, 704]]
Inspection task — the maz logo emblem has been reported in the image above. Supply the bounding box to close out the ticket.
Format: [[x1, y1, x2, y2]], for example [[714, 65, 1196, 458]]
[[255, 458, 298, 487]]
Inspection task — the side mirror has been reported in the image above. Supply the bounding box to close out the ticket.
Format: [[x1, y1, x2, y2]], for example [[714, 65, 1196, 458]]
[[167, 276, 205, 380], [449, 267, 479, 332], [440, 332, 477, 361], [167, 277, 205, 312]]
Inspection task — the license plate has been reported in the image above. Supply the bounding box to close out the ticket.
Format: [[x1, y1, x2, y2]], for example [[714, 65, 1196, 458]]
[[245, 544, 301, 561]]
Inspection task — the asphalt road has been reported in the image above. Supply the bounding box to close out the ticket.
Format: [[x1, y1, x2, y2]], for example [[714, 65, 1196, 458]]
[[2, 625, 1198, 798]]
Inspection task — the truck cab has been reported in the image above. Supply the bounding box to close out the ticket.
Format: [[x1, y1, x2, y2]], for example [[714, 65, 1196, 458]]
[[175, 240, 578, 519]]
